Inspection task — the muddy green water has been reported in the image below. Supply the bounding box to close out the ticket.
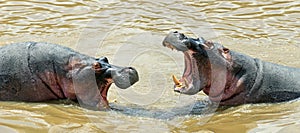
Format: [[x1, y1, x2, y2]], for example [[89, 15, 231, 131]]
[[0, 0, 300, 132]]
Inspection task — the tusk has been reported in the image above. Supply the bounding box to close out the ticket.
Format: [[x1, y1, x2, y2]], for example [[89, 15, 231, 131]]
[[172, 75, 181, 85]]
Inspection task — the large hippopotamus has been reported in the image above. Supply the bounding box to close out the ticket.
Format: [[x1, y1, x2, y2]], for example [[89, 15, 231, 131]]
[[0, 42, 139, 110], [163, 31, 300, 106]]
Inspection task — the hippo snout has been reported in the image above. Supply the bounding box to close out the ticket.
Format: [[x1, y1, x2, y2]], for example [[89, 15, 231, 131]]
[[111, 66, 139, 89]]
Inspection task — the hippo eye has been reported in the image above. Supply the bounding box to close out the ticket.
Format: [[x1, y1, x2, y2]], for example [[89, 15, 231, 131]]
[[185, 41, 192, 49]]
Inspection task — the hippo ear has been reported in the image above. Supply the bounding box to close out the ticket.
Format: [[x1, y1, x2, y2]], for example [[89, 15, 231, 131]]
[[223, 47, 229, 54], [92, 62, 102, 73], [97, 57, 109, 64], [219, 47, 231, 60]]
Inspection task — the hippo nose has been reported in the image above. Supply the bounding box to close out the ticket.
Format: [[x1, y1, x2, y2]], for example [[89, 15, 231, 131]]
[[173, 31, 178, 33], [127, 67, 135, 71], [112, 66, 139, 89]]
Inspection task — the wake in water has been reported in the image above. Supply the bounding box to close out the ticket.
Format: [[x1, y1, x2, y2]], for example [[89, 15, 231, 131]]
[[109, 96, 218, 120]]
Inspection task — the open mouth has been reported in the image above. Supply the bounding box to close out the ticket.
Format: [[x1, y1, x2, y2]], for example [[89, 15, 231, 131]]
[[99, 80, 113, 108], [163, 31, 189, 51], [163, 31, 206, 95], [95, 57, 139, 110], [163, 31, 242, 103], [172, 51, 199, 94], [99, 67, 138, 108]]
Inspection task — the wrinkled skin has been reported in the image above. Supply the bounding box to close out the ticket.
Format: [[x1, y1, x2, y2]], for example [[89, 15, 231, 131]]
[[0, 42, 139, 110], [163, 31, 300, 105]]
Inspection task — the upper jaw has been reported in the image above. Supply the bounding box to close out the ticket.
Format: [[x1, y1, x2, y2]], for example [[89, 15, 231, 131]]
[[162, 31, 189, 51]]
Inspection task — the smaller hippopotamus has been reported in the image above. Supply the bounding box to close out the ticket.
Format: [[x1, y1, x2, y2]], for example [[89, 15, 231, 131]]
[[163, 31, 300, 106], [0, 42, 139, 110]]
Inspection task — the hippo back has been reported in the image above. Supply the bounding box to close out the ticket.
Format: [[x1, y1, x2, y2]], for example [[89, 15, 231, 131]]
[[0, 42, 93, 101]]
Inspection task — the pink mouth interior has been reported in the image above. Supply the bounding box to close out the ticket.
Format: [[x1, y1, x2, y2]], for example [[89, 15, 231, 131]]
[[100, 82, 112, 107], [181, 52, 193, 83], [175, 51, 195, 91]]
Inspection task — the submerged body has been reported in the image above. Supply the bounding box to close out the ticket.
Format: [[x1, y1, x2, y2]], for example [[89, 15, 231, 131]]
[[0, 42, 139, 110], [163, 31, 300, 105]]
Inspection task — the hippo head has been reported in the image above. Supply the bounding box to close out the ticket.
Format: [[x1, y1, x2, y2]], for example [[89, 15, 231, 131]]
[[95, 57, 139, 89], [72, 56, 139, 110], [94, 57, 139, 107], [163, 31, 233, 101]]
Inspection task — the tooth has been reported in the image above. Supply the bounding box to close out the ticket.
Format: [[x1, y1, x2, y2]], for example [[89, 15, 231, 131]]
[[172, 75, 181, 85], [184, 78, 189, 88]]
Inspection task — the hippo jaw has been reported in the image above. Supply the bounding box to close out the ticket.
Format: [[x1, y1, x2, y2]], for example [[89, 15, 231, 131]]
[[97, 57, 139, 89], [163, 31, 212, 95]]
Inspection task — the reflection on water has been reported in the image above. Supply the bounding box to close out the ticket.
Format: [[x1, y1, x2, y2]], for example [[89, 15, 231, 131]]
[[0, 0, 299, 132]]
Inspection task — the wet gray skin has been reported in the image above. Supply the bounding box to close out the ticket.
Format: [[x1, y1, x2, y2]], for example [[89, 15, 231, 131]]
[[0, 42, 139, 110], [163, 31, 300, 105]]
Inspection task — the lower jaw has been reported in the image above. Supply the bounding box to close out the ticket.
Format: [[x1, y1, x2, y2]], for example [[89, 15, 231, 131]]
[[100, 98, 109, 110], [208, 95, 223, 103], [97, 101, 110, 111], [208, 92, 244, 105], [98, 96, 110, 110], [206, 90, 226, 102]]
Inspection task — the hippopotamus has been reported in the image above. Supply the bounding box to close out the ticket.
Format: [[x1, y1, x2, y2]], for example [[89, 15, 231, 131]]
[[0, 42, 139, 110], [163, 31, 300, 106]]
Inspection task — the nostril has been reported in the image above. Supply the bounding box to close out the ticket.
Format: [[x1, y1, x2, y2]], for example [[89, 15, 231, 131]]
[[127, 67, 136, 71], [174, 31, 178, 33]]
